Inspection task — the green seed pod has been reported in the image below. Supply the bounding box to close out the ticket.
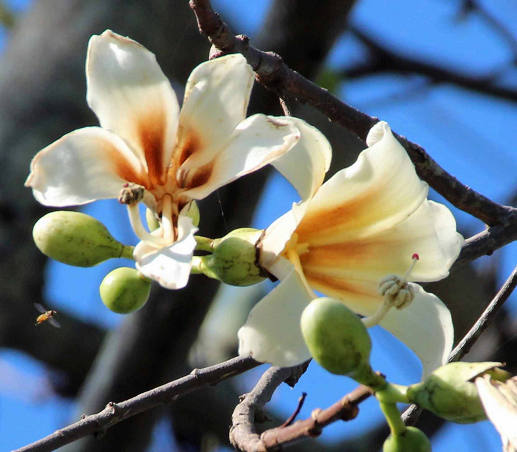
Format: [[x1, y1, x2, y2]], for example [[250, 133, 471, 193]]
[[200, 228, 266, 286], [383, 427, 431, 452], [300, 298, 382, 387], [33, 211, 132, 267], [99, 267, 151, 314], [407, 361, 509, 423]]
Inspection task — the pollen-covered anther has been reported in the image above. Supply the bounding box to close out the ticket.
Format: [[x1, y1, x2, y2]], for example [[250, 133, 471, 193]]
[[119, 183, 145, 205], [378, 275, 415, 309]]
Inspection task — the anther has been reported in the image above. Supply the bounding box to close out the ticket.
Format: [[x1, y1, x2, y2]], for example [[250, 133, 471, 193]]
[[119, 183, 145, 205]]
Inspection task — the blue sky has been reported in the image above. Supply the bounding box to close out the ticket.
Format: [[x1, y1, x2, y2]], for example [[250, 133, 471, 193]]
[[2, 0, 516, 450]]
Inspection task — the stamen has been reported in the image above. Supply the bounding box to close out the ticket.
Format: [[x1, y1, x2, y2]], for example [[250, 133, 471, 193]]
[[126, 204, 167, 246], [161, 195, 174, 243], [119, 183, 145, 205], [285, 241, 316, 298], [363, 254, 420, 328]]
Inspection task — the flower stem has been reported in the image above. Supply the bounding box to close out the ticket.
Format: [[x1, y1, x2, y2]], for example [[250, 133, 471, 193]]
[[376, 383, 409, 404], [120, 245, 135, 260], [191, 256, 219, 280], [379, 401, 406, 436], [195, 236, 214, 252]]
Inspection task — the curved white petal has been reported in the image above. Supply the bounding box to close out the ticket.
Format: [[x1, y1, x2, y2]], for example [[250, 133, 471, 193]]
[[180, 114, 300, 200], [86, 30, 179, 185], [238, 267, 314, 367], [475, 376, 517, 451], [25, 127, 145, 206], [177, 54, 254, 164], [134, 215, 197, 290], [296, 121, 428, 246], [259, 201, 311, 270], [379, 284, 454, 377], [271, 118, 332, 201]]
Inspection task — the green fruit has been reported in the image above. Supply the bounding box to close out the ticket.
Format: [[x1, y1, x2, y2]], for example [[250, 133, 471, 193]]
[[200, 228, 266, 286], [100, 267, 151, 314], [33, 211, 132, 267], [407, 361, 508, 423], [301, 298, 382, 387], [383, 427, 431, 452]]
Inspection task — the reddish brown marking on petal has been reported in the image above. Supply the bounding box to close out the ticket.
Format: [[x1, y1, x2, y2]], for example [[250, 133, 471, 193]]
[[137, 110, 167, 187], [179, 161, 214, 190], [175, 131, 202, 167], [304, 271, 377, 300], [105, 144, 147, 188]]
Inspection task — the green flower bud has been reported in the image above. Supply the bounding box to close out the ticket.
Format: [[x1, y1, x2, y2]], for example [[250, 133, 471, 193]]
[[407, 361, 509, 423], [383, 427, 431, 452], [301, 298, 383, 387], [99, 267, 151, 314], [181, 201, 200, 227], [199, 228, 266, 286], [33, 211, 132, 267], [145, 208, 160, 232]]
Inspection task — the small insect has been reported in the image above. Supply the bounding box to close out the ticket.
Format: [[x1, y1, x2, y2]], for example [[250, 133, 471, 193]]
[[34, 303, 61, 328]]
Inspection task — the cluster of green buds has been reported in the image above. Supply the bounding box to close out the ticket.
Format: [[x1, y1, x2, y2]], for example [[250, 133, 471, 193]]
[[298, 296, 513, 451], [32, 210, 268, 314]]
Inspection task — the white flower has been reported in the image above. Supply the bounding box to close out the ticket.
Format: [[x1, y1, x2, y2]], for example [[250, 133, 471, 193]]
[[238, 121, 463, 376], [25, 30, 304, 289]]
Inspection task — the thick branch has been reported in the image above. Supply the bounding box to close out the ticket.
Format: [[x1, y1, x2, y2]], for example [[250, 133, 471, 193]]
[[14, 356, 259, 452], [229, 363, 372, 451], [189, 0, 511, 227]]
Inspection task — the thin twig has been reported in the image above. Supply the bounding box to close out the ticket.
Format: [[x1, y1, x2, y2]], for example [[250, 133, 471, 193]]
[[403, 266, 517, 425], [189, 0, 513, 227], [230, 363, 372, 451], [14, 356, 259, 452], [449, 265, 517, 362], [281, 392, 307, 428], [279, 97, 291, 116]]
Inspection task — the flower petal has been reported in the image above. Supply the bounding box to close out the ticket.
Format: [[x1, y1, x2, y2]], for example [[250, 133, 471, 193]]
[[296, 121, 429, 246], [179, 114, 300, 200], [177, 54, 254, 164], [134, 215, 197, 289], [475, 376, 517, 451], [271, 118, 332, 201], [299, 199, 463, 299], [25, 127, 145, 206], [379, 284, 454, 377], [86, 30, 179, 186], [238, 266, 314, 367]]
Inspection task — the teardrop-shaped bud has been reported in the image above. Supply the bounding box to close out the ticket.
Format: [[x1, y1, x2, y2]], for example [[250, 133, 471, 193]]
[[199, 228, 266, 286], [99, 267, 151, 314], [33, 211, 132, 267], [383, 427, 431, 452], [407, 361, 509, 423], [301, 298, 383, 388]]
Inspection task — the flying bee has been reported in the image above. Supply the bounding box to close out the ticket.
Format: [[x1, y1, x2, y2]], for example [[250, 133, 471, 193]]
[[34, 303, 61, 328]]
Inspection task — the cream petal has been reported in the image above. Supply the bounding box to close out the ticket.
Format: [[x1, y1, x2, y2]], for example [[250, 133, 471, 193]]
[[177, 54, 254, 165], [271, 118, 332, 201], [296, 121, 429, 246], [299, 200, 463, 292], [475, 376, 517, 451], [259, 201, 310, 270], [238, 267, 314, 367], [134, 215, 197, 290], [86, 30, 179, 186], [379, 284, 454, 377], [179, 114, 300, 200], [25, 127, 146, 206]]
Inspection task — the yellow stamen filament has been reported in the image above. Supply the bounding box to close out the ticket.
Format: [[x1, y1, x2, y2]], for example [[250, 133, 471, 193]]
[[285, 235, 316, 298]]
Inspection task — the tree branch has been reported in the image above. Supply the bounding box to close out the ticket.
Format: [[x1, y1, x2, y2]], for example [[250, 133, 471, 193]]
[[344, 26, 517, 103], [188, 0, 512, 227], [14, 356, 259, 452], [229, 363, 372, 451]]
